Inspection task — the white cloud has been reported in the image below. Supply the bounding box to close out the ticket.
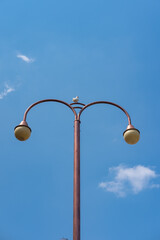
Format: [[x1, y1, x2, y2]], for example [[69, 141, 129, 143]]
[[99, 165, 160, 197], [17, 54, 35, 63], [0, 84, 15, 99]]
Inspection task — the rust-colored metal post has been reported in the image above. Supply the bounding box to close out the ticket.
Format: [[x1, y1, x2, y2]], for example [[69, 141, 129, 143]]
[[16, 98, 136, 240], [73, 119, 80, 240]]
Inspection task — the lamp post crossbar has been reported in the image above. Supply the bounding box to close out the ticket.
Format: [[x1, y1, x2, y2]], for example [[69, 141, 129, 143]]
[[14, 98, 140, 240]]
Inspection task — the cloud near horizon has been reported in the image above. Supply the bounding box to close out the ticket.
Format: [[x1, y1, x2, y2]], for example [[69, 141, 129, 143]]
[[0, 84, 15, 100], [17, 54, 35, 63], [99, 165, 160, 197]]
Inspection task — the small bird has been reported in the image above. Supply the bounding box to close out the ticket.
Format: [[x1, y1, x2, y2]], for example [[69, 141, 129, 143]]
[[72, 96, 79, 103]]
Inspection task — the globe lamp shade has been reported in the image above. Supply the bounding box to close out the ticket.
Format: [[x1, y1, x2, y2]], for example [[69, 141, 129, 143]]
[[14, 125, 31, 141], [123, 128, 140, 145]]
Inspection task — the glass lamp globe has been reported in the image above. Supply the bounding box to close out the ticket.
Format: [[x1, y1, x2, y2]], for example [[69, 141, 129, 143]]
[[14, 124, 31, 141], [123, 127, 140, 145]]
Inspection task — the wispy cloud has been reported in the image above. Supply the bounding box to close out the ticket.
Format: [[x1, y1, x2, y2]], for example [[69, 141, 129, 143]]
[[0, 84, 15, 99], [17, 54, 35, 63], [99, 165, 160, 197]]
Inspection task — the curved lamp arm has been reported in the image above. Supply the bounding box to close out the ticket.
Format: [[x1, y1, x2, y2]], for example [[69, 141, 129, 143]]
[[14, 99, 77, 141], [78, 101, 131, 125], [23, 99, 77, 121], [78, 101, 140, 144]]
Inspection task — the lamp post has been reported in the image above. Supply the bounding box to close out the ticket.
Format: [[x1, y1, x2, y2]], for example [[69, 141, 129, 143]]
[[14, 98, 140, 240]]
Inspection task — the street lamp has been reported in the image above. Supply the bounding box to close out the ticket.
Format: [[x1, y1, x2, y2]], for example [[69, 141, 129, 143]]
[[14, 98, 140, 240]]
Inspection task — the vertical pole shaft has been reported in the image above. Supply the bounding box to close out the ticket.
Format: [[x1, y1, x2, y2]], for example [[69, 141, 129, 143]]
[[73, 119, 80, 240]]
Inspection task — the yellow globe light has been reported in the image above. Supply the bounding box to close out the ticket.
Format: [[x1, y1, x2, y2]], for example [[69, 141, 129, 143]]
[[123, 126, 140, 145], [14, 122, 31, 141]]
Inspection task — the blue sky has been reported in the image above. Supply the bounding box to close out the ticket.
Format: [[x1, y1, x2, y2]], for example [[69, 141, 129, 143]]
[[0, 0, 160, 239]]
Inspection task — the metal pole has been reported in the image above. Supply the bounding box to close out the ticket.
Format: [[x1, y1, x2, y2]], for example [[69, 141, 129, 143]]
[[15, 98, 136, 240], [73, 119, 80, 240]]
